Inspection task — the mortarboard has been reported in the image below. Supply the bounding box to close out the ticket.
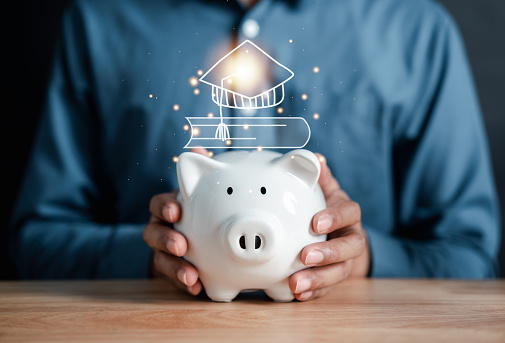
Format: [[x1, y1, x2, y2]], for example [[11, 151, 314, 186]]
[[199, 40, 294, 109]]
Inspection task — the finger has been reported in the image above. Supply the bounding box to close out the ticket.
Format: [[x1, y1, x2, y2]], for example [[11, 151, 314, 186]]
[[312, 200, 361, 234], [315, 153, 341, 198], [152, 249, 200, 288], [289, 260, 352, 294], [301, 227, 366, 267], [171, 276, 204, 296], [187, 279, 203, 296], [190, 146, 209, 156], [149, 192, 181, 223], [143, 223, 188, 256], [295, 285, 333, 302]]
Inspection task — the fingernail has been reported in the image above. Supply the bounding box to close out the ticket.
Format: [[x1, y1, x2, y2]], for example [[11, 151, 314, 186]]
[[305, 249, 324, 266], [177, 269, 188, 286], [317, 216, 332, 233], [298, 291, 313, 301], [167, 205, 175, 223], [295, 278, 311, 293], [167, 239, 180, 256]]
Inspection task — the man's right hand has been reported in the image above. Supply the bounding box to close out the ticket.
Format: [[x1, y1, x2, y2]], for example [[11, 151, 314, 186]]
[[143, 190, 202, 295]]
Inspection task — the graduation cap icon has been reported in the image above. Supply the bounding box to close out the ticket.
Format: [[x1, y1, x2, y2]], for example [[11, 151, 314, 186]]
[[199, 40, 294, 110], [198, 40, 294, 141]]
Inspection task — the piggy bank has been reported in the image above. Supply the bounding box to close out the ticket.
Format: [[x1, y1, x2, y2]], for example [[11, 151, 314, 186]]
[[175, 149, 327, 302]]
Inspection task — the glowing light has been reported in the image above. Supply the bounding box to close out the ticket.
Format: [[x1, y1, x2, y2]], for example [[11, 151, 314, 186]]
[[243, 124, 249, 130], [149, 94, 153, 98], [208, 151, 214, 157], [257, 146, 263, 151], [290, 155, 295, 159], [197, 69, 204, 76], [313, 113, 320, 119], [301, 94, 308, 100], [319, 156, 326, 163], [192, 127, 201, 136], [313, 66, 320, 73], [289, 39, 293, 43], [211, 43, 270, 101], [173, 104, 180, 111], [277, 107, 284, 114], [189, 76, 199, 87], [226, 139, 232, 146], [208, 112, 214, 118], [172, 156, 179, 163], [183, 124, 189, 131], [193, 89, 200, 95]]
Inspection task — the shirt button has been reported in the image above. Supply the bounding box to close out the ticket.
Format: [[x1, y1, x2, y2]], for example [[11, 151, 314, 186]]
[[242, 19, 260, 39]]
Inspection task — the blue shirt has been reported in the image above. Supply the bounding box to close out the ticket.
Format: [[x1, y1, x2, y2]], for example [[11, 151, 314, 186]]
[[9, 0, 500, 278]]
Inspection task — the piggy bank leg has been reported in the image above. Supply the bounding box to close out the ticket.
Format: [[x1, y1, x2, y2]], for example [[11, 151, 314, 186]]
[[265, 281, 295, 302], [205, 286, 240, 302]]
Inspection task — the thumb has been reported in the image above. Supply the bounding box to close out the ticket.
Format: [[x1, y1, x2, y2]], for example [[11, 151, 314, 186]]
[[190, 146, 210, 156], [315, 153, 341, 198]]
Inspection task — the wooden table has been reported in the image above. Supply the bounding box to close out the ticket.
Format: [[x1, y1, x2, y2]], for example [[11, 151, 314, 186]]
[[1, 279, 504, 342]]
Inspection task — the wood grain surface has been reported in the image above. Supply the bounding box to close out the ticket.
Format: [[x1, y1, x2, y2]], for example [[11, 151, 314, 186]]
[[0, 279, 504, 342]]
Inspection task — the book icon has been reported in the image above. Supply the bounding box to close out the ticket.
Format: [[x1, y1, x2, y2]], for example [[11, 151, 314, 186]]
[[185, 40, 310, 149]]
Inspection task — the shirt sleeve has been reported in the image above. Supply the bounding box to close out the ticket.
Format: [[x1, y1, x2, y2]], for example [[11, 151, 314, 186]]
[[8, 4, 152, 279], [368, 8, 500, 278]]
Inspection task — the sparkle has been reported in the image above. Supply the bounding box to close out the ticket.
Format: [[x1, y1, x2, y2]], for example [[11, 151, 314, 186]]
[[290, 155, 295, 159], [173, 104, 180, 111], [149, 94, 153, 98], [319, 156, 326, 163], [289, 39, 293, 43], [313, 113, 320, 119], [226, 139, 232, 146], [208, 151, 214, 157], [277, 107, 284, 114], [189, 76, 199, 87], [172, 156, 179, 163], [301, 94, 308, 100], [183, 124, 189, 131], [208, 112, 214, 118], [243, 124, 249, 130], [257, 146, 263, 151], [313, 66, 320, 73], [197, 69, 204, 76], [192, 127, 201, 136], [193, 88, 200, 95]]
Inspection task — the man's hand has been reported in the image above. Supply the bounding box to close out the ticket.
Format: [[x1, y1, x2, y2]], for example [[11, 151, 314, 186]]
[[143, 190, 202, 295], [143, 148, 210, 295], [289, 153, 370, 301]]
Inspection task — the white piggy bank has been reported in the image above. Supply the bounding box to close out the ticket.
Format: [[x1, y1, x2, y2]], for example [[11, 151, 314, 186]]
[[175, 149, 327, 302]]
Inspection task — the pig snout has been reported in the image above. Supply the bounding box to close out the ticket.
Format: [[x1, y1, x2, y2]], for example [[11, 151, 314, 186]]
[[223, 215, 278, 264]]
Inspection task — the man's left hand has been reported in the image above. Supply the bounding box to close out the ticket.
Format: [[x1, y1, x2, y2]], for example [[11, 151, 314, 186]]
[[289, 153, 370, 301]]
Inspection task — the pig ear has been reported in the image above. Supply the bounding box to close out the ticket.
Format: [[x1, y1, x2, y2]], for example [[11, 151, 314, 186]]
[[273, 149, 321, 190], [176, 152, 223, 201]]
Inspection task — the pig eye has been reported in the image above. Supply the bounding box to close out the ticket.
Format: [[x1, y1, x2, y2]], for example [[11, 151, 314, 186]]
[[260, 187, 267, 195], [227, 187, 233, 195]]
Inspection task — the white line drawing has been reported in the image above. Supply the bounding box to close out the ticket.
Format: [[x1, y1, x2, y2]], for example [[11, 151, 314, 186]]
[[184, 117, 311, 149], [186, 40, 308, 149]]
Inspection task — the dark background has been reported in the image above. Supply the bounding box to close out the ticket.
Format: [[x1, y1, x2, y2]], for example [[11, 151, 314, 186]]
[[2, 0, 504, 279]]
